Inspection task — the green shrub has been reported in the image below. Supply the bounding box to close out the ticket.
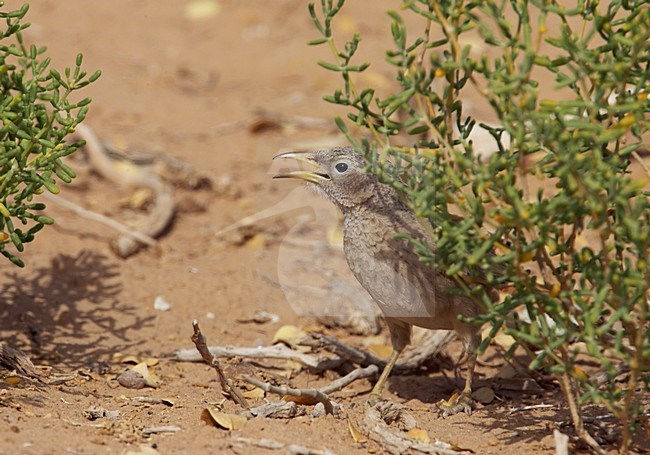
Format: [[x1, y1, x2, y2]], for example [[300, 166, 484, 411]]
[[0, 2, 100, 266], [309, 0, 649, 452]]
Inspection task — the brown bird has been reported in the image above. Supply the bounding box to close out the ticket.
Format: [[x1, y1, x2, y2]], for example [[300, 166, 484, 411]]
[[273, 146, 492, 415]]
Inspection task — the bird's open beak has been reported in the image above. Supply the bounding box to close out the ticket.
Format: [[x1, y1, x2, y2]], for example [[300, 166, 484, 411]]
[[272, 151, 330, 184]]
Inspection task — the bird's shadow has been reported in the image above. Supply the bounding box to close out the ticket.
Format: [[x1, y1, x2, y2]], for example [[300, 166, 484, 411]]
[[0, 250, 154, 369]]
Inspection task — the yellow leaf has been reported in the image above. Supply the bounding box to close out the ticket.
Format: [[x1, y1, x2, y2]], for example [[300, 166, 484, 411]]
[[518, 250, 534, 262], [550, 283, 561, 298], [272, 325, 306, 346], [144, 357, 159, 367], [132, 362, 160, 388], [493, 332, 516, 350], [113, 353, 140, 364], [407, 428, 430, 444], [367, 344, 393, 359], [128, 188, 153, 209], [282, 394, 320, 406], [572, 366, 588, 382], [347, 418, 367, 444], [245, 233, 268, 250], [243, 388, 265, 399], [0, 202, 9, 217], [202, 409, 247, 430], [5, 376, 20, 385]]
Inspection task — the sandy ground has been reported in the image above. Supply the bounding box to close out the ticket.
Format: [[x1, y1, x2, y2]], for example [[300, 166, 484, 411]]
[[0, 1, 647, 454]]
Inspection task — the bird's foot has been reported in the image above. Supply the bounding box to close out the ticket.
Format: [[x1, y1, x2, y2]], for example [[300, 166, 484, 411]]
[[435, 391, 473, 417]]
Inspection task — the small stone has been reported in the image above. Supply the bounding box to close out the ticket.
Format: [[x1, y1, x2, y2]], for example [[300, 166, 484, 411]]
[[311, 402, 326, 418], [153, 296, 171, 311], [117, 370, 147, 389], [472, 386, 496, 404]]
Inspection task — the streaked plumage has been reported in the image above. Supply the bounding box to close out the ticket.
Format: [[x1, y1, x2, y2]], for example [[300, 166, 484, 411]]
[[274, 146, 491, 414]]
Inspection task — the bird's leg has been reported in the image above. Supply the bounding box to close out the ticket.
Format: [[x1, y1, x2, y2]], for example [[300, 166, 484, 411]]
[[368, 347, 403, 405], [368, 319, 411, 405], [437, 324, 479, 416]]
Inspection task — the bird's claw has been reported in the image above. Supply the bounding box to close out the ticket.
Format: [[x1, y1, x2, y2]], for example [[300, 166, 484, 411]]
[[436, 391, 473, 417]]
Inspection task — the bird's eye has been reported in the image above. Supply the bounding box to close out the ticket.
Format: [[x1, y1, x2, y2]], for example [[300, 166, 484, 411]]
[[334, 162, 349, 173]]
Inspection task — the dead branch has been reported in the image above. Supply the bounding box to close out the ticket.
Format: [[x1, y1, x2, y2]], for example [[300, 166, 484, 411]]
[[559, 371, 604, 454], [554, 429, 570, 455], [299, 333, 383, 367], [0, 342, 43, 380], [242, 375, 334, 415], [632, 150, 650, 179], [244, 401, 306, 419], [191, 321, 249, 409], [400, 329, 454, 369], [507, 404, 554, 413], [42, 193, 157, 246], [175, 343, 343, 372], [299, 331, 453, 373], [359, 403, 470, 455], [73, 123, 175, 258], [141, 425, 181, 435], [318, 364, 378, 395]]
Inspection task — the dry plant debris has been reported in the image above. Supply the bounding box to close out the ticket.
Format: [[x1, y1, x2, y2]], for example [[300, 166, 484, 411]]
[[190, 320, 249, 408]]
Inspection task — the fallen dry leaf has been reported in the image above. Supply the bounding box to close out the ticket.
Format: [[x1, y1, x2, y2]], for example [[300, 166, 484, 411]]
[[347, 418, 367, 444], [282, 394, 320, 406], [245, 233, 268, 250], [272, 325, 306, 347], [572, 366, 588, 382], [407, 428, 430, 444], [5, 376, 20, 386], [132, 362, 160, 388], [367, 344, 393, 359], [243, 388, 265, 399], [112, 353, 159, 366], [202, 409, 247, 430]]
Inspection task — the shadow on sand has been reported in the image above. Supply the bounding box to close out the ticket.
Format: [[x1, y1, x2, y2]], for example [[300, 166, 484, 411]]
[[0, 249, 154, 369]]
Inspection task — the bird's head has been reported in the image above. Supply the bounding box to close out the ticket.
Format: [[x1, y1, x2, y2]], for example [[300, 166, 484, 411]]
[[273, 146, 376, 209]]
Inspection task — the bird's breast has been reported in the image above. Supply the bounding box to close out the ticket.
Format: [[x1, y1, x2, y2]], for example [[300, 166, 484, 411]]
[[342, 211, 456, 329]]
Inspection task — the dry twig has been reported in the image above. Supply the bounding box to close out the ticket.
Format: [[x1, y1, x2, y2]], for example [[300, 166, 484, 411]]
[[242, 375, 334, 414], [0, 342, 43, 380], [300, 331, 453, 373], [141, 425, 181, 435], [73, 123, 175, 257], [42, 193, 157, 246], [358, 402, 468, 455], [191, 320, 250, 409], [175, 343, 343, 372], [318, 364, 378, 395]]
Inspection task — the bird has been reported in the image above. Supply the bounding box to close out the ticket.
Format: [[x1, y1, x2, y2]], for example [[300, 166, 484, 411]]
[[273, 146, 496, 415]]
